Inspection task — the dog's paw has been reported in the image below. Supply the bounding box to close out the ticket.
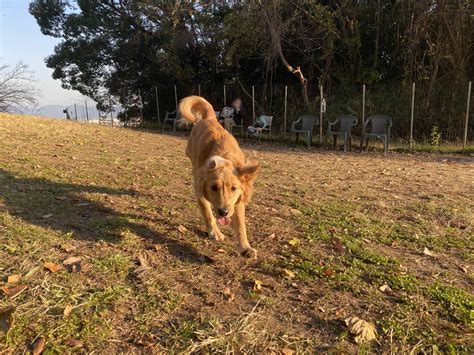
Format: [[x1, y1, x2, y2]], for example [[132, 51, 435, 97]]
[[209, 229, 225, 242], [240, 247, 257, 259]]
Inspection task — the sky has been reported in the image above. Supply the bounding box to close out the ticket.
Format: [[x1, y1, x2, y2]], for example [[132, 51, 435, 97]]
[[0, 0, 87, 106]]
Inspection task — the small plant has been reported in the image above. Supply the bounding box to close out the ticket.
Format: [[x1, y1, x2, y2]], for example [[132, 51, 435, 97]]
[[430, 125, 441, 149]]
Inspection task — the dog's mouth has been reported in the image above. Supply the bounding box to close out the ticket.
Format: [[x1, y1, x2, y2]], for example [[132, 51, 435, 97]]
[[217, 216, 232, 226]]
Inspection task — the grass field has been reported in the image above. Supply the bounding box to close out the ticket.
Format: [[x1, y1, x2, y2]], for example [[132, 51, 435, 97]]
[[0, 113, 472, 353]]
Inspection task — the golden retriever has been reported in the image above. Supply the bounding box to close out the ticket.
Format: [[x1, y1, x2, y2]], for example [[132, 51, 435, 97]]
[[179, 96, 260, 258]]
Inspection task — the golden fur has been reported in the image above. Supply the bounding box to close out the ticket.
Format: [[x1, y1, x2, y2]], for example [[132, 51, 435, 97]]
[[179, 96, 260, 258]]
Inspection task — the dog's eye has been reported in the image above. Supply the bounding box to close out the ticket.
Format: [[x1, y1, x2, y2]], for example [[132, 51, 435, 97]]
[[211, 185, 218, 191], [231, 186, 237, 191]]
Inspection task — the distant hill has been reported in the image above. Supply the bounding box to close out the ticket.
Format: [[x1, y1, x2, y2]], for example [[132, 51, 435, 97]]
[[32, 104, 100, 120]]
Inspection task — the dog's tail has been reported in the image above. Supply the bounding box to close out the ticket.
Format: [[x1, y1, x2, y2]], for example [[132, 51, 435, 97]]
[[178, 96, 216, 124]]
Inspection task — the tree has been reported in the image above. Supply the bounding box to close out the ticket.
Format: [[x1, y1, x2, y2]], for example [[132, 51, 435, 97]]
[[0, 62, 38, 113]]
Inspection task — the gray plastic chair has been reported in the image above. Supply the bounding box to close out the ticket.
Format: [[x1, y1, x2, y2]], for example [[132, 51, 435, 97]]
[[289, 115, 318, 147], [361, 115, 393, 155], [162, 110, 181, 132], [326, 115, 358, 152]]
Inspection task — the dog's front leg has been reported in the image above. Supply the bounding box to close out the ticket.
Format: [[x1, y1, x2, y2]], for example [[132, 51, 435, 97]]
[[231, 202, 257, 259], [198, 197, 225, 241]]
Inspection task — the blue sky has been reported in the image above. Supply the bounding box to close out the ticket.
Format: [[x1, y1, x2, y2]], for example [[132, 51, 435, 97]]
[[0, 0, 87, 106]]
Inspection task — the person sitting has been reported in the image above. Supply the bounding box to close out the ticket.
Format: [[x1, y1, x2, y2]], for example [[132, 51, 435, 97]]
[[247, 115, 267, 137], [219, 97, 245, 132]]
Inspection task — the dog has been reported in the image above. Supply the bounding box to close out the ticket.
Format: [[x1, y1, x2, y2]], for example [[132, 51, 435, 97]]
[[179, 96, 261, 259]]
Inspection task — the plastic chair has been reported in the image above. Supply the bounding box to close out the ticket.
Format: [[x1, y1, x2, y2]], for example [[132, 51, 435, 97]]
[[162, 110, 181, 132], [246, 115, 273, 142], [230, 117, 244, 136], [361, 115, 393, 155], [289, 115, 318, 147], [326, 115, 358, 152]]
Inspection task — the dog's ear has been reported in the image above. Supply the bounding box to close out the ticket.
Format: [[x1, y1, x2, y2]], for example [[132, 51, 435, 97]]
[[238, 160, 260, 182], [207, 155, 228, 170]]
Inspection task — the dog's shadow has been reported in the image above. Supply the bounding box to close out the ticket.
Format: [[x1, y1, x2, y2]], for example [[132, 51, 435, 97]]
[[0, 168, 210, 264]]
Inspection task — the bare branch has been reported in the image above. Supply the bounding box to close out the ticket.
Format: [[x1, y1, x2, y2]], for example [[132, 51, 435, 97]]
[[0, 62, 38, 113]]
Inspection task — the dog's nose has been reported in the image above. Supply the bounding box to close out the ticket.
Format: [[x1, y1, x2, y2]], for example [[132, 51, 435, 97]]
[[217, 208, 229, 217]]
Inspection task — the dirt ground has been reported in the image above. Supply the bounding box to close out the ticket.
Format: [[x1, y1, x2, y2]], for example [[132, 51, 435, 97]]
[[0, 113, 472, 353]]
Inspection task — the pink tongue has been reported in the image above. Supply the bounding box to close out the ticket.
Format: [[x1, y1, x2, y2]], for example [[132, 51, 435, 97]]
[[217, 216, 231, 226]]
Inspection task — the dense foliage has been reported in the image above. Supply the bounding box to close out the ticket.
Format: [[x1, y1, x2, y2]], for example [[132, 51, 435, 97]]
[[30, 0, 472, 115]]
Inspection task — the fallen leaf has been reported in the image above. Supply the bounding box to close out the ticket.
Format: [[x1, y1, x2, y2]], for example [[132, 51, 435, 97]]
[[63, 305, 74, 318], [282, 348, 295, 355], [44, 262, 62, 273], [0, 306, 15, 336], [345, 316, 377, 344], [137, 251, 154, 268], [80, 262, 92, 273], [267, 233, 276, 239], [423, 247, 435, 257], [223, 287, 235, 302], [64, 339, 83, 348], [282, 269, 295, 279], [330, 237, 346, 253], [379, 284, 392, 293], [290, 208, 302, 216], [1, 285, 28, 298], [31, 336, 46, 355], [63, 256, 82, 265], [253, 279, 263, 292], [458, 265, 468, 273], [177, 225, 188, 234], [7, 274, 21, 284], [288, 238, 300, 247], [41, 214, 53, 219], [217, 248, 225, 253], [318, 306, 326, 313], [324, 268, 335, 277], [54, 195, 67, 201]]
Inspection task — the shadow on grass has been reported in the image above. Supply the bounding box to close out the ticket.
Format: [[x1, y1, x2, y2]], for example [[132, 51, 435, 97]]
[[0, 168, 210, 264]]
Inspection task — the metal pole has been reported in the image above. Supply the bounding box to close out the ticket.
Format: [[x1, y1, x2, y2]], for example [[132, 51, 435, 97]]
[[362, 84, 366, 126], [174, 85, 178, 111], [284, 85, 288, 132], [198, 84, 201, 96], [223, 85, 227, 106], [154, 86, 160, 125], [85, 100, 89, 122], [463, 81, 472, 150], [319, 85, 323, 143], [138, 89, 144, 121], [252, 85, 255, 123], [409, 82, 415, 150], [109, 95, 114, 126], [74, 103, 78, 121]]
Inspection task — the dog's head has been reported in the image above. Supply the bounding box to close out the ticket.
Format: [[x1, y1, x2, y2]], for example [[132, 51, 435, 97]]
[[196, 155, 260, 226]]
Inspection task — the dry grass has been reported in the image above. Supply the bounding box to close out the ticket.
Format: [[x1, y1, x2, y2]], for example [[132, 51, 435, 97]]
[[0, 113, 472, 353]]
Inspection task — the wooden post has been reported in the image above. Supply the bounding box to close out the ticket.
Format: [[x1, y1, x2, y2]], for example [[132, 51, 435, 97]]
[[223, 84, 227, 106], [74, 103, 78, 121], [154, 86, 160, 124], [174, 85, 178, 111], [284, 85, 288, 132], [85, 100, 89, 122], [198, 84, 201, 96], [362, 84, 366, 126], [252, 85, 255, 123], [138, 89, 144, 121], [409, 82, 415, 150], [463, 81, 472, 150], [319, 85, 323, 143]]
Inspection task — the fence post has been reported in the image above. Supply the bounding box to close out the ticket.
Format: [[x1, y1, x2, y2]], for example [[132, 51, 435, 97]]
[[319, 85, 323, 143], [252, 85, 255, 123], [174, 85, 178, 111], [284, 85, 288, 133], [409, 82, 415, 150], [138, 89, 144, 121], [464, 81, 472, 150], [109, 95, 114, 126], [362, 84, 366, 126], [154, 86, 160, 125], [74, 103, 78, 121], [223, 85, 227, 106], [198, 84, 201, 97], [85, 100, 89, 122]]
